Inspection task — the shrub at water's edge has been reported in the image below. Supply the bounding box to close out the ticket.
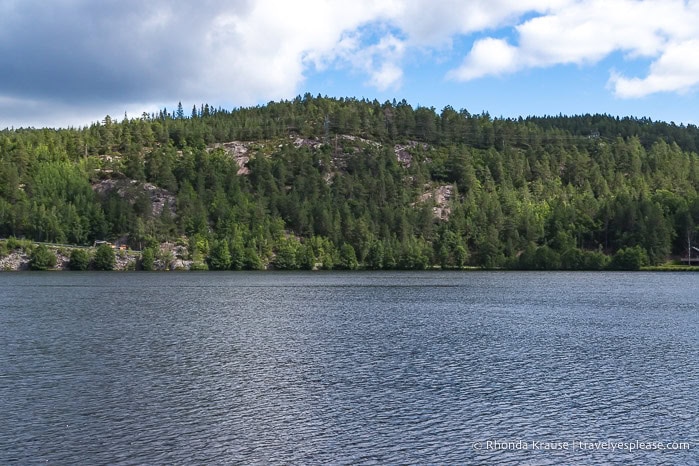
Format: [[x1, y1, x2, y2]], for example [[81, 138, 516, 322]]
[[29, 245, 57, 271], [92, 244, 116, 271], [2, 236, 698, 271], [68, 249, 90, 271]]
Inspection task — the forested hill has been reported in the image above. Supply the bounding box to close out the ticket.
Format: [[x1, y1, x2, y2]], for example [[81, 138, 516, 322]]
[[2, 95, 699, 270]]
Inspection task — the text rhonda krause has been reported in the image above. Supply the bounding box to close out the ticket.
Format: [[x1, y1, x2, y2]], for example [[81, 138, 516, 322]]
[[477, 440, 691, 452]]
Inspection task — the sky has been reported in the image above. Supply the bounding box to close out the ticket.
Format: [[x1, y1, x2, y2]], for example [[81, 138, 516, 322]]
[[2, 0, 699, 129]]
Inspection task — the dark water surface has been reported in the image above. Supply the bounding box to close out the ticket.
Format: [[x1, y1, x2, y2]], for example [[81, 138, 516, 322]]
[[1, 271, 697, 465]]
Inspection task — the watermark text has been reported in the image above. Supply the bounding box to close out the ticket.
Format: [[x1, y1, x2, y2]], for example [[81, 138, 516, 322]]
[[471, 439, 691, 452]]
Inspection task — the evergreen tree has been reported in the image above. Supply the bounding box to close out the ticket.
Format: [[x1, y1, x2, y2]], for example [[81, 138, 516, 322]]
[[141, 247, 156, 271], [29, 245, 57, 270], [68, 249, 90, 271], [207, 239, 232, 271], [339, 243, 359, 270], [2, 95, 699, 271], [273, 239, 299, 270], [93, 244, 116, 271]]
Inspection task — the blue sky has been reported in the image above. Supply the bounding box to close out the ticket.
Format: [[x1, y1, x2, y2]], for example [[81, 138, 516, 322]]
[[1, 0, 699, 129]]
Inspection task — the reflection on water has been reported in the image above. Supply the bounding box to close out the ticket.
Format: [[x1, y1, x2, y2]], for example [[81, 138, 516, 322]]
[[1, 271, 697, 464]]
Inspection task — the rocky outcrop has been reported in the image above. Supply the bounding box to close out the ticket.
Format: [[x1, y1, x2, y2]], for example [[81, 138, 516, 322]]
[[415, 184, 455, 220], [209, 141, 252, 175], [0, 251, 30, 271], [0, 248, 140, 272], [92, 179, 176, 216], [395, 141, 429, 167]]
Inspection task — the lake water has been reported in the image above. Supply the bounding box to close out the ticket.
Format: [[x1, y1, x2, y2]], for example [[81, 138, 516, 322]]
[[1, 271, 697, 465]]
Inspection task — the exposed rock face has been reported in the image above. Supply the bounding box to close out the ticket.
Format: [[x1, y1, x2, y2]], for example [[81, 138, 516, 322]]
[[0, 252, 29, 271], [114, 251, 138, 271], [292, 137, 323, 150], [55, 251, 70, 270], [154, 242, 193, 270], [169, 259, 193, 271], [394, 141, 427, 167], [340, 134, 381, 147], [210, 141, 252, 175], [0, 248, 138, 271], [141, 183, 176, 216], [395, 145, 412, 167], [1, 235, 197, 272], [92, 179, 176, 216], [415, 184, 455, 220], [222, 135, 429, 173]]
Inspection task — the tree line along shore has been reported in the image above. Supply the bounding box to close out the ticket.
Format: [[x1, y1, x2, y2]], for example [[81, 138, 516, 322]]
[[2, 95, 699, 271], [1, 237, 692, 272]]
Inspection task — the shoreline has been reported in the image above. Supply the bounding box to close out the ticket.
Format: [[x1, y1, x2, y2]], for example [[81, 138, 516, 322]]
[[3, 240, 698, 273]]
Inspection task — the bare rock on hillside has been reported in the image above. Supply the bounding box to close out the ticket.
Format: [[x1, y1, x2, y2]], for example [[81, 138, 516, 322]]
[[415, 184, 454, 220], [340, 134, 381, 147], [210, 141, 252, 175], [92, 179, 176, 216], [292, 137, 324, 150], [0, 251, 29, 271], [394, 141, 429, 167]]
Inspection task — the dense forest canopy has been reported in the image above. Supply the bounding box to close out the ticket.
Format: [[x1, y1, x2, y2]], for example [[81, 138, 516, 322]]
[[2, 94, 699, 270]]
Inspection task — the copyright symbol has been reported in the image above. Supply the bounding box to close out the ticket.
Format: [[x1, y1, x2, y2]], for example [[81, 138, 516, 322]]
[[473, 442, 482, 450]]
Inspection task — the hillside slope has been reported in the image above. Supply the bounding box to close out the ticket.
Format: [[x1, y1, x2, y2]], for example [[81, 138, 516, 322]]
[[1, 95, 699, 270]]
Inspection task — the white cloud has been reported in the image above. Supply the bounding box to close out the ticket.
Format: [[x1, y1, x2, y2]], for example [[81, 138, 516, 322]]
[[447, 0, 699, 98], [323, 31, 406, 91], [3, 0, 699, 127], [446, 38, 518, 80], [610, 40, 699, 97], [370, 63, 404, 91], [0, 94, 160, 129], [187, 0, 579, 100], [195, 0, 400, 103], [392, 0, 571, 46]]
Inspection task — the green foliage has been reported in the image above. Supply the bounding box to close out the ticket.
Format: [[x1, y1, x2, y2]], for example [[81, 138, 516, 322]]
[[454, 245, 468, 268], [398, 239, 430, 270], [3, 96, 699, 270], [158, 249, 175, 270], [533, 246, 561, 270], [583, 250, 610, 270], [517, 244, 561, 270], [68, 249, 90, 271], [190, 261, 209, 271], [560, 248, 585, 270], [6, 236, 32, 251], [273, 238, 299, 270], [366, 240, 384, 270], [338, 243, 359, 270], [229, 239, 245, 271], [296, 243, 316, 270], [207, 239, 231, 271], [140, 247, 156, 271], [93, 244, 116, 271], [124, 259, 137, 271], [29, 244, 57, 270], [609, 246, 649, 271], [242, 247, 264, 270]]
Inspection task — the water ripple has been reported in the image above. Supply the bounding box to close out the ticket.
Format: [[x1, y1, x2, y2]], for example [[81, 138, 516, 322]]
[[0, 271, 697, 464]]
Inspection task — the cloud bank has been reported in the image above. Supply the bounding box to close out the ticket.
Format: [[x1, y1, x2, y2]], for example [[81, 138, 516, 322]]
[[448, 0, 699, 98], [1, 0, 698, 126]]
